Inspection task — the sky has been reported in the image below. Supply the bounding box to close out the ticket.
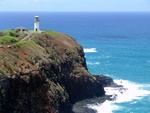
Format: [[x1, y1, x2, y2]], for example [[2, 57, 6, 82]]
[[0, 0, 150, 12]]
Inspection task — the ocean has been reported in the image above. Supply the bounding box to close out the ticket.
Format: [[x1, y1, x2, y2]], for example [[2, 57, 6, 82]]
[[1, 12, 150, 113]]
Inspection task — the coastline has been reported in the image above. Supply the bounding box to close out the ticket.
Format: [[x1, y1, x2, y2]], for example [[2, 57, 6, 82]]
[[72, 95, 112, 113], [62, 75, 123, 113], [0, 30, 115, 113]]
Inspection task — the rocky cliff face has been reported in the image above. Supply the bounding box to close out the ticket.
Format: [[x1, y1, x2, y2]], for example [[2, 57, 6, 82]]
[[0, 30, 113, 113]]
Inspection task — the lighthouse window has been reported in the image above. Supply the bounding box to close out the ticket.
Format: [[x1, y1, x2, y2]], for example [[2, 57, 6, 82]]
[[35, 18, 39, 21]]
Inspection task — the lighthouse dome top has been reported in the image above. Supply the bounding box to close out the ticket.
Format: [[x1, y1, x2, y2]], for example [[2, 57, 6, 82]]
[[35, 16, 39, 18]]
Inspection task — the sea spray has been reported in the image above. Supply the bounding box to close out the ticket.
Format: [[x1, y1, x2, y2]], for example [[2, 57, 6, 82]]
[[84, 48, 97, 53], [87, 79, 150, 113]]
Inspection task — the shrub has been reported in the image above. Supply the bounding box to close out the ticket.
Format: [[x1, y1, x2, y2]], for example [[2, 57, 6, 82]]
[[3, 61, 13, 73], [27, 58, 34, 65], [11, 52, 19, 58], [0, 36, 19, 44], [0, 69, 6, 76], [0, 31, 3, 36], [41, 70, 47, 83], [13, 40, 36, 48], [44, 30, 60, 38]]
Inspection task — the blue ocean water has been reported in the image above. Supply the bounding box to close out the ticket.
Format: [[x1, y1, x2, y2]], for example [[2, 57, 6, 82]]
[[1, 12, 150, 113]]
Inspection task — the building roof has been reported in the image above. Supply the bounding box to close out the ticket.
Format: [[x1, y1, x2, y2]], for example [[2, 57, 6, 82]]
[[14, 27, 27, 30]]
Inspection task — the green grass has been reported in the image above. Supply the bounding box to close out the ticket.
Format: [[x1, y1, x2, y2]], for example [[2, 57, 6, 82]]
[[45, 30, 60, 38], [13, 40, 36, 48], [0, 36, 19, 44], [27, 57, 34, 65], [4, 60, 13, 73], [2, 30, 13, 35], [3, 30, 20, 37], [0, 69, 6, 76], [28, 30, 34, 32]]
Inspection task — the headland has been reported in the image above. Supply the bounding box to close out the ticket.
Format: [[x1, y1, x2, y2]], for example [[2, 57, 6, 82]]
[[0, 29, 115, 113]]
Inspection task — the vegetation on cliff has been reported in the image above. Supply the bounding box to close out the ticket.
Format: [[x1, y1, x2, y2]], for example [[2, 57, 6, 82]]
[[0, 30, 113, 113]]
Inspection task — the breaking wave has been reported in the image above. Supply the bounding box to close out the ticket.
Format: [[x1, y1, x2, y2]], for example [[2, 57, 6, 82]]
[[87, 79, 150, 113], [84, 48, 97, 53], [87, 62, 100, 65]]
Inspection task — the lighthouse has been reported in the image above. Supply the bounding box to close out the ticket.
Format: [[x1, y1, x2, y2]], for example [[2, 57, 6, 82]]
[[34, 16, 40, 32]]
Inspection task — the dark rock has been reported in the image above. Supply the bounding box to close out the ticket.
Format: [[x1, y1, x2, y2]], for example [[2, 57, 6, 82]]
[[93, 75, 116, 87]]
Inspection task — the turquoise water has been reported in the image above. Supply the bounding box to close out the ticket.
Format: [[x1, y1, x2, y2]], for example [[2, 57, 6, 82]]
[[0, 12, 150, 113]]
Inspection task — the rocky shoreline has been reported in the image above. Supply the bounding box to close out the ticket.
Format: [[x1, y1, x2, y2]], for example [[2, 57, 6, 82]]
[[65, 75, 123, 113], [72, 95, 111, 113], [71, 78, 125, 113], [0, 73, 116, 113]]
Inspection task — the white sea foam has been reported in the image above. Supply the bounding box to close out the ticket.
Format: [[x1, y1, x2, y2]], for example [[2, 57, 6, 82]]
[[87, 79, 150, 113], [87, 101, 121, 113], [84, 48, 97, 53], [87, 62, 100, 65], [112, 80, 150, 103]]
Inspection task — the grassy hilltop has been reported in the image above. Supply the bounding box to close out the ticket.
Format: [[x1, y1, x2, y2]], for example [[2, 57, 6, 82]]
[[0, 30, 75, 75]]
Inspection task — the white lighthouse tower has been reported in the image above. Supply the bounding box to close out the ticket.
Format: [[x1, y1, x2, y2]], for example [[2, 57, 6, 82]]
[[34, 16, 40, 32]]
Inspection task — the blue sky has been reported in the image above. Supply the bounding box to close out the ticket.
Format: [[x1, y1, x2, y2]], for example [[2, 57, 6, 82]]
[[0, 0, 150, 12]]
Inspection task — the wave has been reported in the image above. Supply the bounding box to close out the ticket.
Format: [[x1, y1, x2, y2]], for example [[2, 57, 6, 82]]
[[111, 80, 150, 103], [87, 62, 100, 65], [84, 48, 97, 53], [87, 79, 150, 113], [87, 100, 120, 113]]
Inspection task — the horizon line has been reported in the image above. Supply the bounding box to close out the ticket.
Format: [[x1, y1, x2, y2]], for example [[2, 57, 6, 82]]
[[0, 11, 150, 13]]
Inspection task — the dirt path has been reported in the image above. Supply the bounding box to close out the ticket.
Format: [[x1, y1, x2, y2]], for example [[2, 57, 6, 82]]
[[19, 33, 33, 42], [0, 33, 34, 48]]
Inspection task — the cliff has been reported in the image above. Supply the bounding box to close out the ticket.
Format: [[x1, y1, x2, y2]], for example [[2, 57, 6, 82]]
[[0, 30, 113, 113]]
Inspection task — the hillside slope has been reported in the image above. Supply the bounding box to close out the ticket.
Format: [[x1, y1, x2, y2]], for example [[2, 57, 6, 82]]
[[0, 30, 113, 113]]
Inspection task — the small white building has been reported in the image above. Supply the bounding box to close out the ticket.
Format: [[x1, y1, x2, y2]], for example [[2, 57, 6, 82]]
[[34, 16, 40, 32], [14, 27, 28, 32]]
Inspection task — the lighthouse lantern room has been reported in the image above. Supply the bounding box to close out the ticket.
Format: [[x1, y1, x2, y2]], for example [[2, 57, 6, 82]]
[[34, 16, 40, 32]]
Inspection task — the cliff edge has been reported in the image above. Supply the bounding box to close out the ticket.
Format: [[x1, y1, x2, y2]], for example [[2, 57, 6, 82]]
[[0, 30, 113, 113]]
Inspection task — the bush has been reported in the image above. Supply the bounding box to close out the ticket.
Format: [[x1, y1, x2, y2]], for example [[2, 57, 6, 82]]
[[0, 36, 19, 44], [0, 31, 3, 36], [41, 70, 47, 83], [27, 58, 34, 65], [3, 61, 13, 73], [44, 30, 60, 38], [0, 69, 6, 76]]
